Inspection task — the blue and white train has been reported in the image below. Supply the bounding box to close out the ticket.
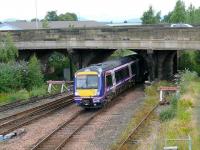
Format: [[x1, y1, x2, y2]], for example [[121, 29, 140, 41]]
[[74, 55, 148, 108]]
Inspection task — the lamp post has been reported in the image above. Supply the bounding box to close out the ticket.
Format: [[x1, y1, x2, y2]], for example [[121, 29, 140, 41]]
[[35, 0, 38, 29]]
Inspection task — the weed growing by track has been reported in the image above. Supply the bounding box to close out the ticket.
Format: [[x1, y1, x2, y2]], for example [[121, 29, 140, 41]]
[[110, 82, 169, 150], [156, 70, 200, 149], [111, 73, 200, 150], [0, 85, 47, 106]]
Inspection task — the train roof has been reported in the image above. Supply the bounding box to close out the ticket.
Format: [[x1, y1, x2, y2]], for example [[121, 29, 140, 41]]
[[76, 55, 139, 74]]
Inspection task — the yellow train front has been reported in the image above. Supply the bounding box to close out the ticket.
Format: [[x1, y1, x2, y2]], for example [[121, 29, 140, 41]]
[[74, 69, 104, 108]]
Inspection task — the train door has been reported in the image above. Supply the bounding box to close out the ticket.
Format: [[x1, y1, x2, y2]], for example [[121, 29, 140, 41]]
[[105, 73, 113, 92], [105, 71, 115, 100]]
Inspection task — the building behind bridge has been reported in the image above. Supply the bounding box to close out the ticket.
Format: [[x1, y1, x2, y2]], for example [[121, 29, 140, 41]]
[[0, 21, 107, 30]]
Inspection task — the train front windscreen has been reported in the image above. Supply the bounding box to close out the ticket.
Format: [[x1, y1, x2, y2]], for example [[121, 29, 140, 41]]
[[76, 75, 98, 89], [75, 74, 99, 97]]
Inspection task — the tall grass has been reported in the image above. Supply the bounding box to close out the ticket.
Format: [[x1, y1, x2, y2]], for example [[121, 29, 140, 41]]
[[159, 96, 178, 121], [0, 85, 48, 106], [157, 70, 200, 149], [110, 82, 164, 150]]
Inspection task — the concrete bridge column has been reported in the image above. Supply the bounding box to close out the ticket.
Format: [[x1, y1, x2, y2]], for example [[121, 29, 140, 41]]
[[154, 50, 177, 80], [138, 50, 177, 81], [162, 51, 177, 79], [146, 51, 155, 81]]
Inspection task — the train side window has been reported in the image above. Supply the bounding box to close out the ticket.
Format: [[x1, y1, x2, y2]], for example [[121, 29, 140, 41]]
[[123, 67, 129, 78], [106, 74, 113, 87], [115, 66, 129, 83], [115, 70, 122, 83]]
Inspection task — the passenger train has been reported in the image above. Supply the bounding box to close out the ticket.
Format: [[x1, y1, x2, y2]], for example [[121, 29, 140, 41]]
[[73, 55, 148, 108]]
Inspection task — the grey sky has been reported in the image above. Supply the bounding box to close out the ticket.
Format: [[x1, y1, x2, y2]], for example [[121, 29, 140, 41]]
[[1, 0, 200, 22]]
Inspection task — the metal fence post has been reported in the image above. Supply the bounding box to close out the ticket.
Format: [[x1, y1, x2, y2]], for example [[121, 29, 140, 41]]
[[188, 135, 192, 150]]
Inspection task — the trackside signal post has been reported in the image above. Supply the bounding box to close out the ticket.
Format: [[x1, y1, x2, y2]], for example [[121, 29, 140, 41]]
[[159, 86, 179, 103], [47, 80, 73, 93]]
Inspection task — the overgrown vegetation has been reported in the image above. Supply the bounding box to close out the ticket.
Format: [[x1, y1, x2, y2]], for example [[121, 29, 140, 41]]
[[0, 57, 44, 93], [141, 0, 200, 24], [157, 70, 200, 149], [0, 33, 18, 63], [107, 49, 135, 60], [47, 52, 71, 80], [112, 71, 200, 149], [179, 51, 200, 75], [110, 82, 163, 150], [159, 96, 178, 121], [0, 34, 46, 105], [27, 55, 44, 89], [0, 86, 47, 106]]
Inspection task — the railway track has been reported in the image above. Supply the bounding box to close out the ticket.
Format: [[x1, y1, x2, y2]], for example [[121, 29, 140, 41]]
[[116, 103, 159, 150], [31, 90, 127, 150], [0, 94, 73, 135], [31, 109, 101, 150], [0, 92, 67, 113]]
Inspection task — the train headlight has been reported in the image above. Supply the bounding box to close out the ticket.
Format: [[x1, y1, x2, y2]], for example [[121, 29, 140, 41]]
[[96, 91, 100, 96], [75, 91, 79, 96]]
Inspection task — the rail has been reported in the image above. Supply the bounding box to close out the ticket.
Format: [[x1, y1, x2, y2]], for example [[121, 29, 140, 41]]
[[0, 94, 73, 135], [116, 103, 159, 150], [31, 86, 130, 150]]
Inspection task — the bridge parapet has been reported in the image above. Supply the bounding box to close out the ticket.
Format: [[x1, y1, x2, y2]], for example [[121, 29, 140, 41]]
[[1, 26, 200, 50]]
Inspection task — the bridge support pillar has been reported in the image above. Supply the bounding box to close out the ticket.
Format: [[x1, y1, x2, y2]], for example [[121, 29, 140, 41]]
[[139, 50, 177, 81], [146, 50, 155, 81]]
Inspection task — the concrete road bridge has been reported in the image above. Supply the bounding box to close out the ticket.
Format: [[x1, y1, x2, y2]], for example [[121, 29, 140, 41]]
[[1, 26, 200, 80]]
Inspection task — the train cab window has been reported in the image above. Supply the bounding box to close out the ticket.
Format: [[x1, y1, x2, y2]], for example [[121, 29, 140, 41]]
[[106, 74, 113, 87]]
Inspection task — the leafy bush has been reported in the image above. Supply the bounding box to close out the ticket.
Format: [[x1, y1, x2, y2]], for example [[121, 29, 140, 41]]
[[0, 62, 27, 92], [27, 55, 44, 89], [179, 51, 200, 75], [108, 49, 135, 60], [0, 33, 18, 63], [179, 70, 199, 93], [48, 52, 69, 70], [47, 52, 71, 80]]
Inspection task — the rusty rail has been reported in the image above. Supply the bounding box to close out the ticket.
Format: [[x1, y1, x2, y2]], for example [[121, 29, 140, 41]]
[[116, 103, 159, 150], [0, 94, 73, 135]]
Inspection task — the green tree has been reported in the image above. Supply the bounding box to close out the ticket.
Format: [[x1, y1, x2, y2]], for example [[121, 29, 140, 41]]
[[45, 11, 59, 21], [169, 0, 186, 23], [194, 7, 200, 24], [48, 52, 70, 80], [58, 12, 78, 21], [186, 5, 200, 24], [186, 4, 196, 23], [0, 34, 18, 63], [141, 6, 161, 24], [162, 12, 173, 23], [27, 55, 43, 89]]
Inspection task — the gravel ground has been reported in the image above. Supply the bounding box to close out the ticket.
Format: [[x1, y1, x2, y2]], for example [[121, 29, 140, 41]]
[[62, 86, 145, 150], [0, 86, 145, 150], [0, 104, 82, 150], [0, 93, 71, 119]]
